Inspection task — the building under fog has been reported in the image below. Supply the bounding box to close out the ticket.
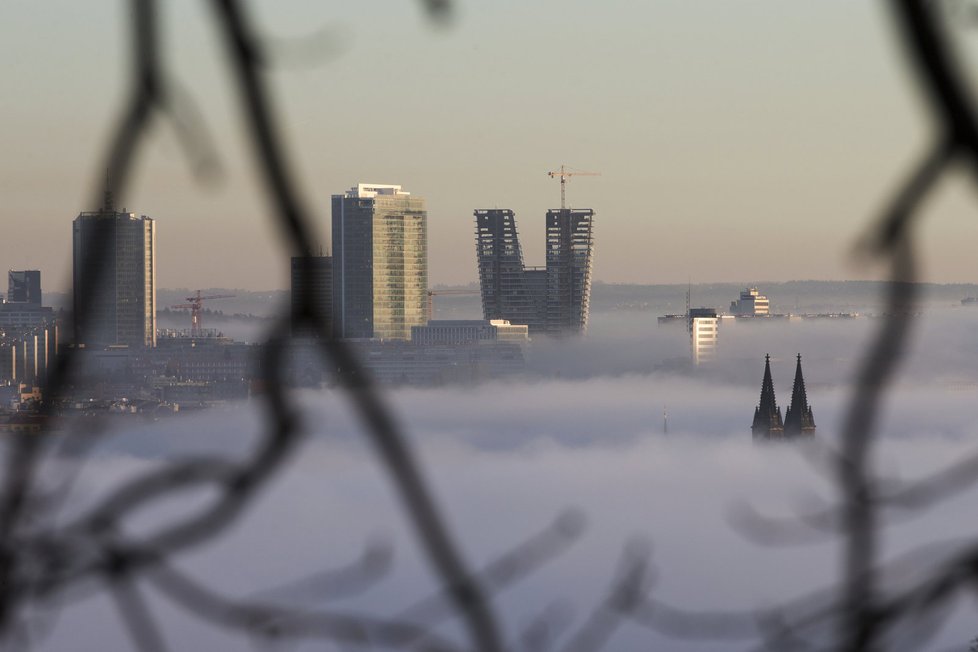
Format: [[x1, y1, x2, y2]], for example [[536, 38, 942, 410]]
[[474, 207, 595, 336], [752, 354, 815, 440], [689, 308, 718, 365], [730, 287, 769, 316], [784, 354, 816, 436], [72, 197, 156, 348], [752, 354, 784, 439], [332, 184, 427, 340]]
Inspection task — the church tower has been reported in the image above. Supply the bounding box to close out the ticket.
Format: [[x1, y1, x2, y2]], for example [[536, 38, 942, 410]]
[[751, 354, 784, 439], [784, 354, 816, 436]]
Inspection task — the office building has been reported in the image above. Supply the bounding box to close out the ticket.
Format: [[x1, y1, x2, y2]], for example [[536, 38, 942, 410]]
[[332, 184, 427, 340], [72, 201, 156, 348], [752, 354, 784, 439], [7, 271, 41, 306], [474, 207, 595, 336], [784, 354, 816, 436], [730, 287, 770, 316], [688, 307, 718, 365], [411, 319, 529, 346], [290, 255, 332, 338]]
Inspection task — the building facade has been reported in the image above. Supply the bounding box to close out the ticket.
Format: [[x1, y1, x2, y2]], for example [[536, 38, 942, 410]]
[[474, 207, 595, 336], [290, 255, 332, 338], [7, 270, 41, 306], [332, 184, 427, 340], [72, 204, 156, 348], [411, 319, 529, 346], [688, 307, 718, 365], [730, 287, 770, 316]]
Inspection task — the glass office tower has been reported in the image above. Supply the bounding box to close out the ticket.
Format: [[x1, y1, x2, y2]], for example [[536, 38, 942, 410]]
[[73, 203, 156, 348], [332, 184, 427, 340]]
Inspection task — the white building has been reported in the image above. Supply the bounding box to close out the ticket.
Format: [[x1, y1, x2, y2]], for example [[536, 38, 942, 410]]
[[730, 287, 769, 316], [688, 308, 718, 365]]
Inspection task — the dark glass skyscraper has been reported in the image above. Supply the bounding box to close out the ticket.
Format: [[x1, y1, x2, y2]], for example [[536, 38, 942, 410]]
[[72, 202, 156, 348], [474, 208, 595, 336], [332, 184, 427, 340], [7, 270, 42, 306], [291, 255, 332, 338]]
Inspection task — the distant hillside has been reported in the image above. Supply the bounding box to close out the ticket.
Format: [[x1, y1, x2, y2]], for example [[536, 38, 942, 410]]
[[45, 281, 978, 321]]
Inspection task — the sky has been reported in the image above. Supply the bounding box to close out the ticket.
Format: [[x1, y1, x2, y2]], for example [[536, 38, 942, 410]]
[[31, 308, 978, 650], [3, 1, 978, 292]]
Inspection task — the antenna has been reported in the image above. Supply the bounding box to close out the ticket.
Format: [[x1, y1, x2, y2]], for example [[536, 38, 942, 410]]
[[663, 407, 668, 435]]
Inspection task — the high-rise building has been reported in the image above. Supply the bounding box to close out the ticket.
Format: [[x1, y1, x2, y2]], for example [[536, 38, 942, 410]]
[[291, 255, 332, 338], [72, 201, 156, 348], [474, 207, 595, 336], [474, 209, 546, 333], [7, 270, 42, 306], [784, 354, 816, 436], [688, 307, 718, 365], [752, 354, 784, 439], [332, 184, 427, 340]]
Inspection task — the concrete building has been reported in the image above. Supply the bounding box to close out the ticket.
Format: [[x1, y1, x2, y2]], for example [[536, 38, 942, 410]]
[[73, 199, 156, 348], [474, 207, 595, 336], [7, 270, 41, 306], [332, 184, 427, 340], [291, 255, 332, 338], [411, 319, 529, 346], [688, 307, 718, 365], [730, 287, 770, 316]]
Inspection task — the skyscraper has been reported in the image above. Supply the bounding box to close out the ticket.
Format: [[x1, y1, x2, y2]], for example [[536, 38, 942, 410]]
[[474, 207, 595, 336], [291, 254, 332, 338], [688, 307, 718, 365], [7, 270, 42, 306], [332, 184, 427, 340], [72, 200, 156, 348]]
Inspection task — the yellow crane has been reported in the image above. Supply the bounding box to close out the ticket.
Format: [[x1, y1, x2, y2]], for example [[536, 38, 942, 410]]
[[547, 164, 600, 209]]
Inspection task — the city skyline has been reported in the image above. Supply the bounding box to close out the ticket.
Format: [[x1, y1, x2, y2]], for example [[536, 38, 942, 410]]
[[4, 2, 976, 293]]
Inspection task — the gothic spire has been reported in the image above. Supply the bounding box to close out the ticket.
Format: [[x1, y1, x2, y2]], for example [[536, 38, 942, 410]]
[[784, 353, 816, 436], [751, 354, 783, 438]]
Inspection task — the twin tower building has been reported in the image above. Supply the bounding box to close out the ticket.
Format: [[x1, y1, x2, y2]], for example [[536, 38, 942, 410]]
[[297, 183, 596, 340]]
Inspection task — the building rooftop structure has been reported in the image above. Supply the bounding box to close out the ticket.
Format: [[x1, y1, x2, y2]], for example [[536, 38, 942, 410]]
[[343, 183, 411, 198], [784, 354, 816, 436], [731, 287, 770, 316], [752, 354, 784, 439]]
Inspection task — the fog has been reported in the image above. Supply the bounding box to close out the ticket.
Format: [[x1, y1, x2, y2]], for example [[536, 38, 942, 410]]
[[26, 302, 978, 650]]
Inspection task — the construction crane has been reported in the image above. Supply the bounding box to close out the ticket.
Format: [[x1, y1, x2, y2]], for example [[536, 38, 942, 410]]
[[547, 164, 600, 209], [170, 290, 236, 338], [426, 289, 478, 321]]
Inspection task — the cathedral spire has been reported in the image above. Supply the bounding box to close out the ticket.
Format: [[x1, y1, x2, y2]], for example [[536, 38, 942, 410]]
[[784, 353, 816, 436], [752, 354, 783, 439]]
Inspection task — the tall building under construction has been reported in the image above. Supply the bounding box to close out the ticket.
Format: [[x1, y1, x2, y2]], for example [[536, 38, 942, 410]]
[[474, 208, 594, 336]]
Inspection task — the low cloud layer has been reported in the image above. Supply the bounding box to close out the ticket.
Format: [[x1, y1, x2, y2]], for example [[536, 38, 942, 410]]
[[24, 304, 978, 650]]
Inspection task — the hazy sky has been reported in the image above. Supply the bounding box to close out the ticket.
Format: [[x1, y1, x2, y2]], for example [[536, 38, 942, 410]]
[[3, 1, 978, 292]]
